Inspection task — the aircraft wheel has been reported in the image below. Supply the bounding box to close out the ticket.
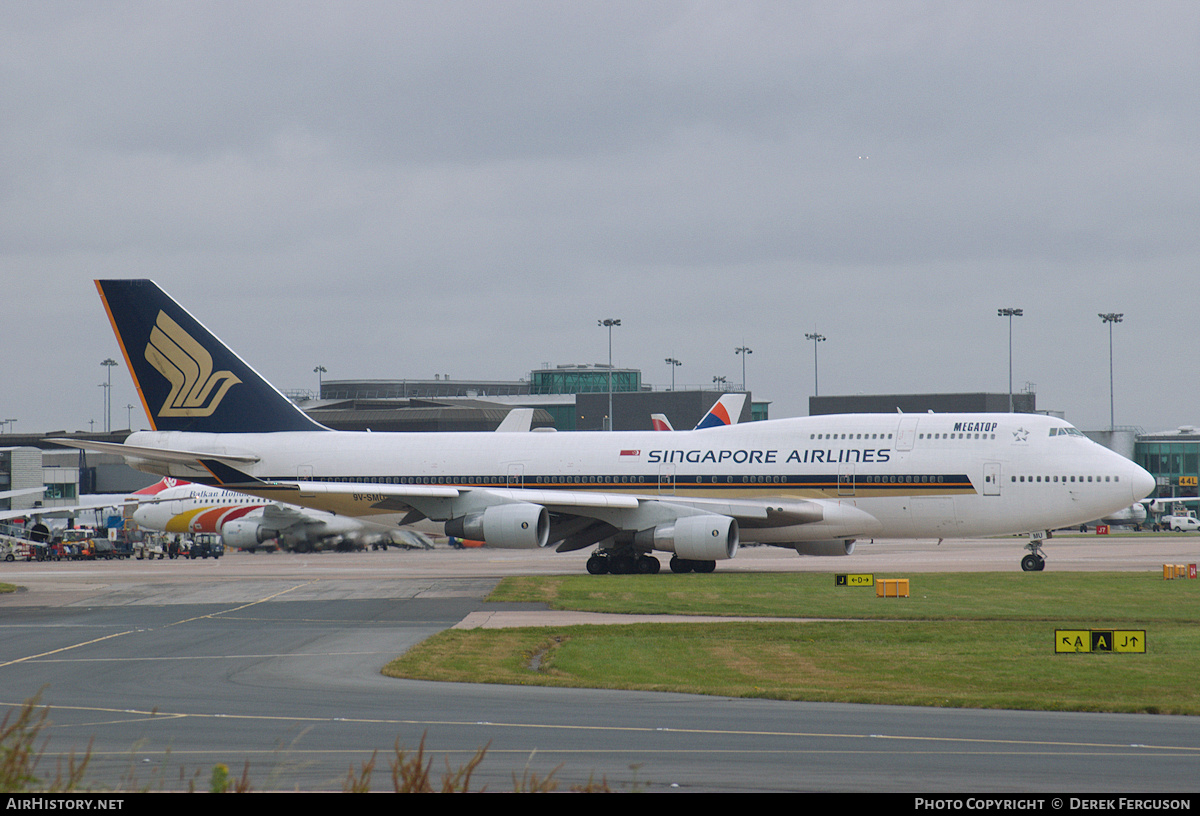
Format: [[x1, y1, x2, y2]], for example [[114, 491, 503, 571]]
[[586, 555, 608, 575], [612, 554, 638, 575], [1021, 554, 1040, 572], [638, 555, 660, 574], [669, 556, 692, 574], [695, 560, 717, 574]]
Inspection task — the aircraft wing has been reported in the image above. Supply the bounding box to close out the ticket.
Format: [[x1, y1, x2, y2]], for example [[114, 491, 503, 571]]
[[0, 495, 135, 522], [43, 438, 260, 466], [0, 487, 46, 502], [258, 503, 315, 529], [212, 478, 880, 554], [50, 441, 881, 555]]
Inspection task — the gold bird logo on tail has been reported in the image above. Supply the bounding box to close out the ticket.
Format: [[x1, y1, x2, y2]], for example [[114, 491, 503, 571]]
[[145, 310, 242, 417]]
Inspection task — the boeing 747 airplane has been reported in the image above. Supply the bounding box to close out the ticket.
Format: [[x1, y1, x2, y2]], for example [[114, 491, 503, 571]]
[[54, 280, 1154, 574]]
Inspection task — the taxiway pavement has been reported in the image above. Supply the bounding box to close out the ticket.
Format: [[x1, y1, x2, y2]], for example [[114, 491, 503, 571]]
[[0, 537, 1197, 792]]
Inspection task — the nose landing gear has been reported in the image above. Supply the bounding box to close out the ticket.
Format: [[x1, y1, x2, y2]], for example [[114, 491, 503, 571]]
[[1021, 536, 1048, 572]]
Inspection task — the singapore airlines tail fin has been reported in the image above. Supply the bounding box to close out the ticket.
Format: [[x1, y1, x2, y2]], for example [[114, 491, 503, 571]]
[[96, 280, 327, 434]]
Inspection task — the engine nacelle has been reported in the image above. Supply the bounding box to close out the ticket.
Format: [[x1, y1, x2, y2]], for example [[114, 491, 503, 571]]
[[221, 519, 277, 549], [444, 503, 549, 549], [636, 514, 739, 561], [791, 539, 856, 556]]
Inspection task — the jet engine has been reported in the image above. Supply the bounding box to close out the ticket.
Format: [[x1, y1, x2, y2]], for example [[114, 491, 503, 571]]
[[444, 503, 549, 549], [220, 519, 278, 549], [792, 539, 856, 556], [635, 514, 739, 561]]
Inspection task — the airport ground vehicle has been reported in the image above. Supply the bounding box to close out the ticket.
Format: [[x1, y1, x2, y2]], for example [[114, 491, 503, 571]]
[[27, 543, 64, 562], [134, 533, 166, 560], [187, 533, 224, 559], [1160, 514, 1200, 533]]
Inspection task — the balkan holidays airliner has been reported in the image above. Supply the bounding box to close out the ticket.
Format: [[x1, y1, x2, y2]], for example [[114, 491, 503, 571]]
[[130, 478, 427, 552], [55, 280, 1154, 575]]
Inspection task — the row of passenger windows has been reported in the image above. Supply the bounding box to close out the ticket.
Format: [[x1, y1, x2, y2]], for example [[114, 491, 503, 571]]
[[294, 474, 952, 486], [862, 474, 950, 483], [1012, 475, 1120, 483], [308, 475, 675, 485], [810, 432, 998, 441], [192, 492, 256, 503]]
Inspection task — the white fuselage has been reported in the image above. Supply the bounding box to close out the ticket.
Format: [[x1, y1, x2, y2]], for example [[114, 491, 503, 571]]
[[132, 484, 378, 543], [125, 413, 1154, 543], [133, 485, 267, 534]]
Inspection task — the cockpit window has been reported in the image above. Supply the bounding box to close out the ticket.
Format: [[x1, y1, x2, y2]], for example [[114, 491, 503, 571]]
[[1049, 427, 1086, 438]]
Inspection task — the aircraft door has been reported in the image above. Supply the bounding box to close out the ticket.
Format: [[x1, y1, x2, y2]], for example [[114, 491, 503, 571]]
[[896, 417, 920, 451], [297, 465, 314, 497], [658, 464, 676, 495], [838, 462, 855, 497], [507, 464, 524, 489], [983, 462, 1001, 496]]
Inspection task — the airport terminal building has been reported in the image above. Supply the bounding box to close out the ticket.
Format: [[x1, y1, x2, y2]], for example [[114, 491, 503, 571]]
[[1132, 426, 1200, 505], [307, 363, 761, 433]]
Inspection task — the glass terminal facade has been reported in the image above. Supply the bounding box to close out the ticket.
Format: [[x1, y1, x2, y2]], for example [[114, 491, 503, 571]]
[[1135, 430, 1200, 502], [530, 366, 641, 395]]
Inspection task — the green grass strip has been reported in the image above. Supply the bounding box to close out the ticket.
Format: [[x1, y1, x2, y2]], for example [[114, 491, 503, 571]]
[[488, 571, 1200, 622], [383, 572, 1200, 713]]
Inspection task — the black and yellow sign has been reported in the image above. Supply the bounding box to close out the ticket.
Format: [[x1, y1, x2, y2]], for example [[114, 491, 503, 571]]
[[835, 574, 874, 587], [1055, 629, 1146, 653], [1180, 476, 1198, 487]]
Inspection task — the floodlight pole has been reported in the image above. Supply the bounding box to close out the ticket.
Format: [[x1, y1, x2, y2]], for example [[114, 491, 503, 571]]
[[804, 333, 825, 397], [101, 358, 118, 432], [314, 365, 327, 399], [735, 346, 752, 391], [598, 318, 621, 430], [996, 308, 1023, 412], [1099, 313, 1123, 431], [664, 357, 681, 391]]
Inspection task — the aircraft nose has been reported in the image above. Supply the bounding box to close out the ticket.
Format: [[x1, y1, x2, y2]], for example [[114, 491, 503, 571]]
[[1130, 462, 1155, 502]]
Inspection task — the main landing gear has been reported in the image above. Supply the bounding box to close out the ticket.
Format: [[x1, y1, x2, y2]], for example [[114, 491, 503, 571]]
[[586, 551, 660, 574], [669, 555, 716, 574], [584, 549, 719, 575]]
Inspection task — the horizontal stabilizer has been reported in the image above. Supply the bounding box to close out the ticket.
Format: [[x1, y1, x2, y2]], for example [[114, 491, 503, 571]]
[[44, 438, 260, 466]]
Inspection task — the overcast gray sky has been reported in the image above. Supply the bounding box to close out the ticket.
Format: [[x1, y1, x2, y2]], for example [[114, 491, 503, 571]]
[[4, 1, 1198, 435]]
